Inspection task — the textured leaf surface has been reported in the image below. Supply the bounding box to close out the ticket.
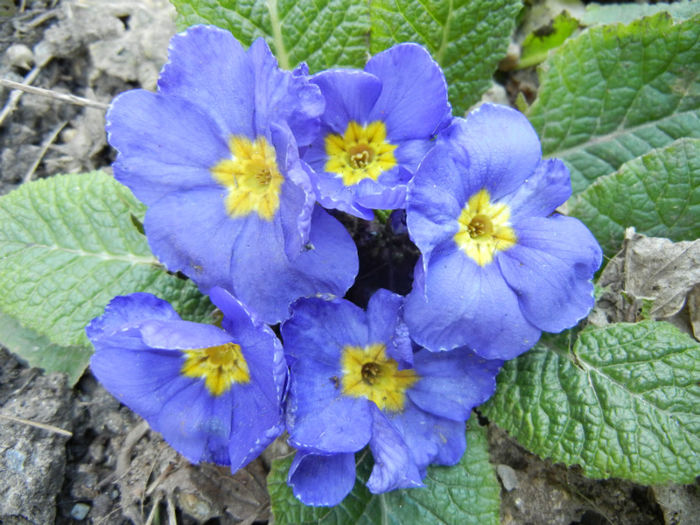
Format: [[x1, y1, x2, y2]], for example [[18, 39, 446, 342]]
[[527, 13, 700, 195], [570, 139, 700, 257], [0, 308, 91, 385], [268, 420, 500, 525], [370, 0, 522, 115], [582, 1, 700, 26], [483, 323, 700, 484], [171, 0, 370, 71], [0, 172, 215, 348]]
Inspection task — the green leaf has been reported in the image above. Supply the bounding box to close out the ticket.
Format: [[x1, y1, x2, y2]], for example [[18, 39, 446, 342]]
[[0, 172, 215, 349], [483, 322, 700, 484], [268, 419, 501, 525], [370, 0, 522, 115], [582, 1, 700, 27], [0, 308, 91, 385], [519, 10, 579, 69], [527, 13, 700, 195], [569, 138, 700, 257], [171, 0, 371, 71]]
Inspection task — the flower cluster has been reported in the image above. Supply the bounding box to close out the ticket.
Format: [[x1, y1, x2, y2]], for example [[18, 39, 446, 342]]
[[88, 25, 601, 506]]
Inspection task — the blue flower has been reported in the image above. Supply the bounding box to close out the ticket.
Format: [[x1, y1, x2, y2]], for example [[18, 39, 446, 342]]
[[106, 25, 358, 324], [404, 104, 602, 360], [86, 288, 286, 471], [281, 290, 501, 506], [302, 44, 451, 219]]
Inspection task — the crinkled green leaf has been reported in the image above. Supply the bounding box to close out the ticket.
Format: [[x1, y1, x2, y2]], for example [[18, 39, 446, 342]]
[[171, 0, 370, 71], [370, 0, 522, 115], [582, 1, 700, 27], [569, 138, 700, 257], [0, 308, 91, 385], [519, 10, 579, 69], [0, 172, 215, 349], [483, 322, 700, 484], [268, 420, 500, 525], [527, 13, 700, 195]]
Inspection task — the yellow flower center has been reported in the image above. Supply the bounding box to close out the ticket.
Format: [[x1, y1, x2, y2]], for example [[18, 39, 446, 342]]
[[324, 121, 398, 186], [211, 136, 284, 220], [340, 343, 418, 412], [454, 189, 517, 266], [181, 342, 250, 396]]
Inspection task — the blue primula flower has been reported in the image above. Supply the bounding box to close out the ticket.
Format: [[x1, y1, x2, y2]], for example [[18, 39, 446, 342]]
[[86, 288, 286, 471], [281, 290, 501, 506], [302, 43, 451, 219], [404, 104, 603, 360], [106, 25, 358, 324]]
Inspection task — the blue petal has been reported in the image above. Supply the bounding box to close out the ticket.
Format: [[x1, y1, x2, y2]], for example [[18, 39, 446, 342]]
[[437, 105, 542, 201], [406, 146, 464, 263], [283, 297, 372, 453], [86, 293, 180, 341], [407, 348, 502, 421], [286, 355, 372, 453], [387, 400, 466, 470], [157, 25, 255, 138], [311, 69, 383, 133], [157, 28, 323, 147], [247, 37, 324, 146], [90, 335, 227, 464], [143, 186, 237, 293], [498, 215, 602, 332], [366, 289, 413, 368], [404, 245, 541, 359], [228, 368, 285, 471], [288, 450, 356, 507], [500, 158, 572, 222], [230, 206, 358, 323], [366, 405, 424, 493], [107, 89, 228, 205], [283, 296, 369, 363], [139, 320, 233, 350], [354, 172, 409, 211], [366, 43, 450, 141]]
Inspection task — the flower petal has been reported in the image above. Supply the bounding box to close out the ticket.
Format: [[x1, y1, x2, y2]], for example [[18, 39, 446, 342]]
[[107, 89, 228, 205], [387, 400, 466, 469], [143, 187, 237, 294], [157, 25, 256, 137], [498, 215, 602, 332], [366, 405, 424, 493], [501, 158, 572, 222], [406, 146, 464, 262], [438, 105, 542, 201], [404, 245, 541, 359], [366, 289, 413, 368], [283, 296, 369, 364], [86, 293, 180, 341], [288, 450, 356, 507], [311, 69, 383, 133], [231, 206, 358, 323], [407, 348, 502, 421], [366, 43, 450, 141], [248, 37, 325, 146], [283, 297, 372, 453], [286, 355, 372, 453]]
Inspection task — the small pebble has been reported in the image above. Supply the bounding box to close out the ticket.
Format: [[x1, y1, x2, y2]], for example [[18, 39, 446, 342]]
[[70, 503, 91, 521], [496, 464, 519, 491], [4, 44, 34, 70], [5, 449, 26, 473]]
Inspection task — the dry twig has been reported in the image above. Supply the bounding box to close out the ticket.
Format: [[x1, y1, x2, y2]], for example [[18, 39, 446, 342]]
[[0, 78, 108, 110], [0, 412, 72, 437]]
